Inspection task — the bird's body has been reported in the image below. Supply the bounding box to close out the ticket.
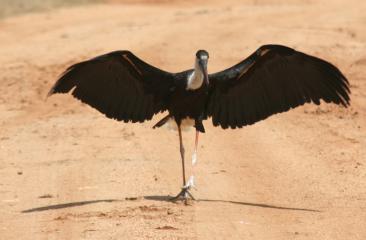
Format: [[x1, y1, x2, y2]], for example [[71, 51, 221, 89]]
[[164, 70, 208, 132], [48, 44, 350, 201]]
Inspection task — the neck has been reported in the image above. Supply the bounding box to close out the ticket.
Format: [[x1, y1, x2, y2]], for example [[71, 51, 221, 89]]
[[186, 59, 204, 90]]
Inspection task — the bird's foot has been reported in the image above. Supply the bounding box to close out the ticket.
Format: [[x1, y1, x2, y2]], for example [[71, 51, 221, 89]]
[[170, 186, 195, 204], [171, 176, 195, 204]]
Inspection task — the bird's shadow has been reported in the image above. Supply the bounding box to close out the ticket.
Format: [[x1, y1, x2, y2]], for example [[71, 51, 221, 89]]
[[21, 199, 121, 213], [144, 195, 321, 212], [21, 196, 320, 213]]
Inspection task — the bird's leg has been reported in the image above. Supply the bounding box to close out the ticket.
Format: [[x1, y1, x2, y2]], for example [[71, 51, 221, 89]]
[[170, 125, 195, 202], [190, 130, 199, 185], [179, 125, 186, 186], [193, 130, 199, 164]]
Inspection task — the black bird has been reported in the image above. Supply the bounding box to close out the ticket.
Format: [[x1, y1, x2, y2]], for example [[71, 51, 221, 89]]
[[48, 44, 350, 201]]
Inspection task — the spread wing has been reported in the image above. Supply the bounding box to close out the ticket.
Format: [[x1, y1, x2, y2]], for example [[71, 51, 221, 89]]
[[48, 51, 175, 123], [207, 44, 350, 129]]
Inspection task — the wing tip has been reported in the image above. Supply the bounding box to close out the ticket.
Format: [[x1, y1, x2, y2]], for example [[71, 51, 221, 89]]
[[47, 60, 85, 98], [46, 87, 55, 99]]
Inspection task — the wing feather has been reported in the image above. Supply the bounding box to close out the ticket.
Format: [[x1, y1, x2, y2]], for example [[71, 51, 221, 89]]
[[49, 51, 175, 122], [207, 44, 350, 128]]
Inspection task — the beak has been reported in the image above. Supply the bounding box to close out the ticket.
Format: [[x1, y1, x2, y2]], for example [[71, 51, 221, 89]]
[[199, 59, 209, 85]]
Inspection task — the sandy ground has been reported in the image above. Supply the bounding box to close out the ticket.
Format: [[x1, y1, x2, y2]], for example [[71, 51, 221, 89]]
[[0, 0, 102, 19], [0, 0, 365, 239]]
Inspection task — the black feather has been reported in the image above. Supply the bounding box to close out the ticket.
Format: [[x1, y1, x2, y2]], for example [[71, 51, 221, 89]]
[[207, 44, 350, 129], [49, 51, 175, 123]]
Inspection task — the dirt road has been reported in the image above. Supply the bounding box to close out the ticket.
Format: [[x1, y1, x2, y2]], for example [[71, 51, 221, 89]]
[[1, 0, 365, 239]]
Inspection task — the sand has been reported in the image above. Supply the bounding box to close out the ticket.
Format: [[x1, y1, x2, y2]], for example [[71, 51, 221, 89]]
[[0, 0, 365, 239]]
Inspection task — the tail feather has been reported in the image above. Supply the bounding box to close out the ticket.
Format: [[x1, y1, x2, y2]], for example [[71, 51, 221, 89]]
[[153, 114, 171, 128]]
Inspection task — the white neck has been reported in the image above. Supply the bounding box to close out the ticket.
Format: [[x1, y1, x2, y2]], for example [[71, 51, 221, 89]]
[[186, 59, 204, 90]]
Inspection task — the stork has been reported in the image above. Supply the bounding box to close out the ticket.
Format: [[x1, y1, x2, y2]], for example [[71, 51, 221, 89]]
[[48, 44, 350, 201]]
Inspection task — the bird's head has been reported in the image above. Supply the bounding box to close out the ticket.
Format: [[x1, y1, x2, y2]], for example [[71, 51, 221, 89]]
[[196, 50, 209, 85]]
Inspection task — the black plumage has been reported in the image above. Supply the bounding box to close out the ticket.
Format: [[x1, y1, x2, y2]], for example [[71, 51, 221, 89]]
[[48, 44, 350, 201], [206, 45, 350, 128], [49, 45, 349, 130], [49, 51, 176, 123]]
